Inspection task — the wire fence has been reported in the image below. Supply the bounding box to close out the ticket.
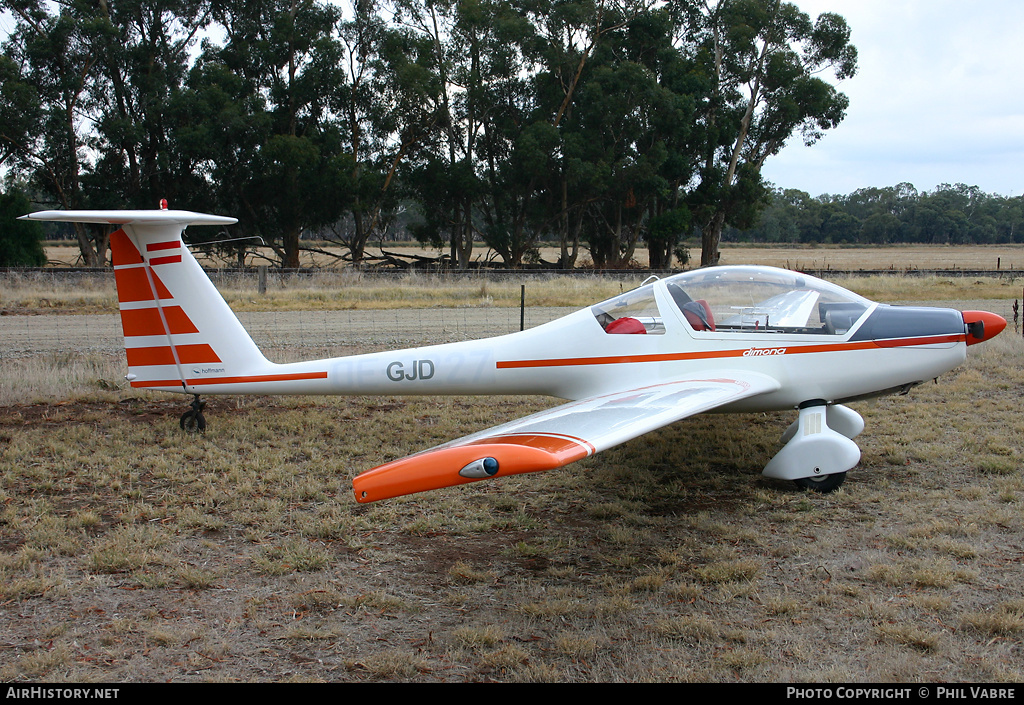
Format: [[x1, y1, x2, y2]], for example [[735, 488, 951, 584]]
[[0, 305, 577, 363], [1, 269, 1020, 363]]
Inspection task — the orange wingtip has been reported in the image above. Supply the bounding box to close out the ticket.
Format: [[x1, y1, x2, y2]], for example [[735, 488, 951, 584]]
[[352, 435, 591, 503], [962, 310, 1006, 345]]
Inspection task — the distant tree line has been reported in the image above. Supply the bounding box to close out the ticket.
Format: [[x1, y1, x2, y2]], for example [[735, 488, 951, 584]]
[[726, 183, 1024, 246], [0, 0, 858, 269]]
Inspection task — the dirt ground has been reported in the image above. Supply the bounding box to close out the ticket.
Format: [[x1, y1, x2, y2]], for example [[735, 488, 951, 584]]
[[1, 298, 1022, 683]]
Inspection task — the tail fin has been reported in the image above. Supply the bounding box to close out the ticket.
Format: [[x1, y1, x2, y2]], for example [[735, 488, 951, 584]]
[[21, 209, 271, 393]]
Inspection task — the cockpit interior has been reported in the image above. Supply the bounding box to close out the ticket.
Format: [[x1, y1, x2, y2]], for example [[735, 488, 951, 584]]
[[592, 266, 872, 337]]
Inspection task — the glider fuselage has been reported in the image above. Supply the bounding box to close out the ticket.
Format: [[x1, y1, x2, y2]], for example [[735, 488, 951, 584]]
[[184, 276, 971, 413]]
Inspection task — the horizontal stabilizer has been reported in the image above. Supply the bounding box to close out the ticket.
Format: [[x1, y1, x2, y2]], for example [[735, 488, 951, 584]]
[[19, 209, 236, 227]]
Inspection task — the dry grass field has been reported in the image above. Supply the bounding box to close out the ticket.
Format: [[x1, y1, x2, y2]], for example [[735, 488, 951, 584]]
[[44, 241, 1024, 273], [0, 270, 1022, 682]]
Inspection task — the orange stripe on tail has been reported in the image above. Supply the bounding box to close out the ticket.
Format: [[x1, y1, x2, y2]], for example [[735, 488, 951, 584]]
[[113, 267, 173, 302], [126, 344, 221, 367], [146, 241, 181, 252], [110, 229, 144, 266], [149, 255, 182, 266], [120, 306, 200, 337]]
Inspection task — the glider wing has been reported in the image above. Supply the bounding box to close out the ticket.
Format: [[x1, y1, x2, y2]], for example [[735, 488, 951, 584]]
[[352, 370, 780, 502]]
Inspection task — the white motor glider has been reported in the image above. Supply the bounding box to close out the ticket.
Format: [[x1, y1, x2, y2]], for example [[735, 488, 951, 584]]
[[21, 208, 1006, 502]]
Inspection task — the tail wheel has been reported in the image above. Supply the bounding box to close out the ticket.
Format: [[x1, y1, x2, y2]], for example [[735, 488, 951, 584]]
[[794, 471, 846, 493], [180, 395, 207, 433], [180, 409, 207, 433]]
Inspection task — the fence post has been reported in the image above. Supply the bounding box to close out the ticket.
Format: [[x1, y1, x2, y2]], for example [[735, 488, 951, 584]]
[[520, 284, 525, 331]]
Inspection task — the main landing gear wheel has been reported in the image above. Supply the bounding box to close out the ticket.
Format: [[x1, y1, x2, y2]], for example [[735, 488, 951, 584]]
[[180, 395, 207, 433], [793, 471, 846, 493]]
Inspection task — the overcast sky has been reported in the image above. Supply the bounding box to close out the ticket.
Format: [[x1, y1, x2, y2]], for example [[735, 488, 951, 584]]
[[762, 0, 1024, 198]]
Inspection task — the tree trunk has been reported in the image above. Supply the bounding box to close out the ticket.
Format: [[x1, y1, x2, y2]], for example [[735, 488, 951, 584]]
[[559, 198, 582, 269], [351, 208, 366, 265], [701, 211, 725, 266], [283, 228, 301, 268]]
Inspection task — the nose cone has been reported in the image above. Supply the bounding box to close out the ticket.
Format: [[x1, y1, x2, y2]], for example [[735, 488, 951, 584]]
[[962, 310, 1007, 345]]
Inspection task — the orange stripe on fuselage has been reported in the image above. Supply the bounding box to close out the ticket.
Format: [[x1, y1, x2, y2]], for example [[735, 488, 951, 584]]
[[129, 371, 328, 388], [872, 334, 965, 348], [495, 335, 965, 370], [120, 306, 199, 337]]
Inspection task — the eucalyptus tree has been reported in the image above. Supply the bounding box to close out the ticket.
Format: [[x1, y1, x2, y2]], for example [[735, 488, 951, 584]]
[[392, 0, 486, 268], [438, 0, 679, 269], [0, 0, 107, 264], [182, 0, 352, 267], [581, 6, 697, 268], [677, 0, 857, 265], [561, 41, 670, 267], [0, 187, 46, 266], [171, 51, 275, 263], [522, 0, 650, 268], [0, 54, 38, 172], [331, 0, 440, 264], [398, 0, 648, 268], [470, 0, 558, 267], [2, 0, 225, 264], [84, 0, 212, 210], [505, 0, 695, 269], [994, 194, 1024, 244]]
